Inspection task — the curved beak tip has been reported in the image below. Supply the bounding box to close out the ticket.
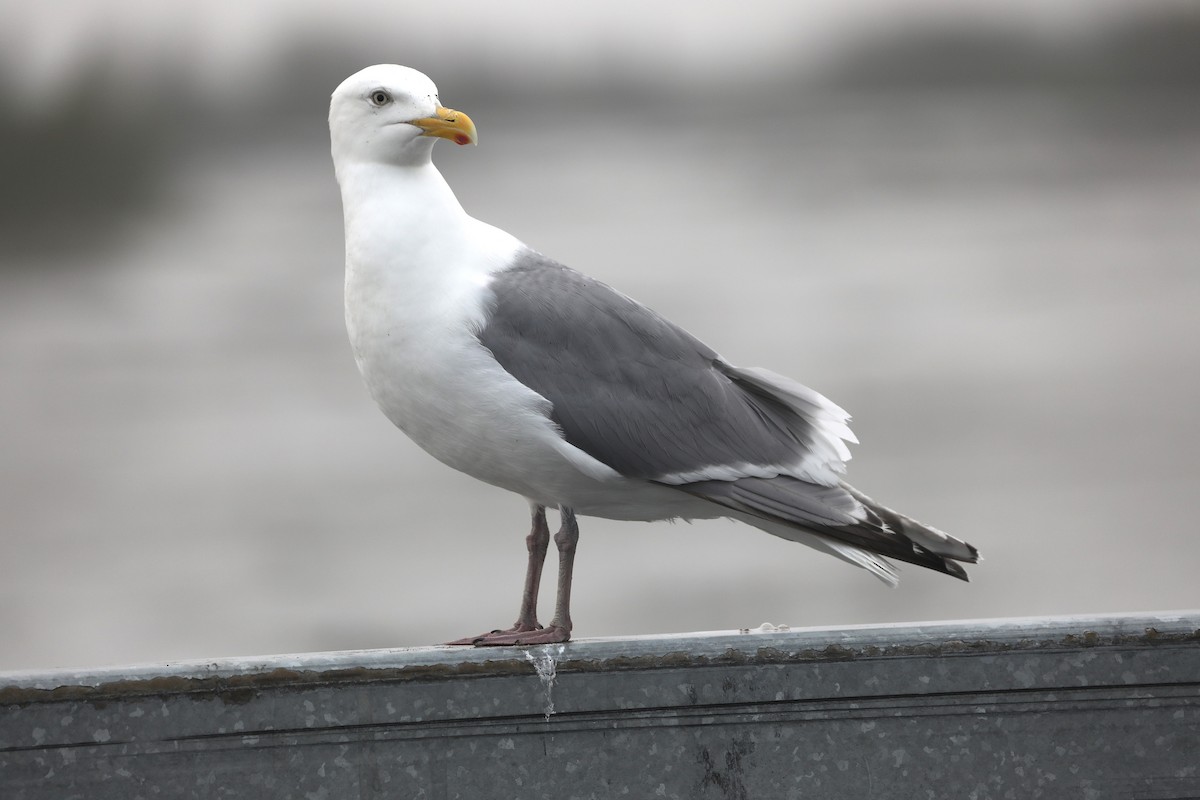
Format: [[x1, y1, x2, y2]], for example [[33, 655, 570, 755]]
[[412, 106, 478, 146]]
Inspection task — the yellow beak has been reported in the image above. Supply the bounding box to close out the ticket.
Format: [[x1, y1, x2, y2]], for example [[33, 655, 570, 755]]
[[410, 106, 478, 146]]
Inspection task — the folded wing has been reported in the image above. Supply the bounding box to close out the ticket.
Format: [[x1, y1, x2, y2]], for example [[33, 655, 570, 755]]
[[477, 249, 978, 582]]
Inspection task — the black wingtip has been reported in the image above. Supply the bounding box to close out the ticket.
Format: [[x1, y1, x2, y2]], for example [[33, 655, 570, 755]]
[[944, 558, 971, 582], [911, 543, 972, 582]]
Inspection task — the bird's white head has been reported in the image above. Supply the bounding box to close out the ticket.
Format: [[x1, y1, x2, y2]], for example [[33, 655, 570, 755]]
[[329, 64, 477, 174]]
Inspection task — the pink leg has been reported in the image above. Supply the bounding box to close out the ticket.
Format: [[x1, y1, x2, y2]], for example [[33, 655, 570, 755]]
[[513, 505, 550, 630], [447, 507, 577, 646], [546, 507, 578, 634]]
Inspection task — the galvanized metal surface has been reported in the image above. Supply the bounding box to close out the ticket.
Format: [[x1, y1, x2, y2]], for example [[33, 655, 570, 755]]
[[2, 612, 1198, 799]]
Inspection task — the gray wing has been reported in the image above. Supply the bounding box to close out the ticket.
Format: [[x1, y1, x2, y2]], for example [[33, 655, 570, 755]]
[[477, 249, 847, 485], [477, 249, 978, 580]]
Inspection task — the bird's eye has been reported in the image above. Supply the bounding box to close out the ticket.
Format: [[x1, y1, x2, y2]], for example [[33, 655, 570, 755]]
[[368, 90, 392, 107]]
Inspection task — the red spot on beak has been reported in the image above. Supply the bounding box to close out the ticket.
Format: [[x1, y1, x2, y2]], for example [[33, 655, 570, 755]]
[[454, 134, 470, 145]]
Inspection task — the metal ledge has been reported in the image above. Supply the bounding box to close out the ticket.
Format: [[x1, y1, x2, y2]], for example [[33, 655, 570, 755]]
[[3, 611, 1199, 798]]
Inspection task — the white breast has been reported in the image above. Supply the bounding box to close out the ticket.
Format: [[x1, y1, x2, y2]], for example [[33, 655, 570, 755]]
[[341, 165, 596, 496], [339, 162, 715, 522]]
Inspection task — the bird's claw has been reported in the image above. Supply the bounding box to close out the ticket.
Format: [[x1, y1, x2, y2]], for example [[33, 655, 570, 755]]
[[445, 624, 570, 647]]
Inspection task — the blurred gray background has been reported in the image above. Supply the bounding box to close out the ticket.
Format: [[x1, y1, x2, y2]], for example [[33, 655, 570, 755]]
[[2, 1, 1198, 671]]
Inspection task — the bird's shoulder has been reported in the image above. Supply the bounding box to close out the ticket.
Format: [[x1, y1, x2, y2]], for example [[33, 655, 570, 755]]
[[480, 248, 715, 365]]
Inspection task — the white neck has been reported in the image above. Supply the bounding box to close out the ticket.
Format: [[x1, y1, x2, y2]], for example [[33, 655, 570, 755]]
[[339, 161, 467, 268], [337, 156, 524, 346]]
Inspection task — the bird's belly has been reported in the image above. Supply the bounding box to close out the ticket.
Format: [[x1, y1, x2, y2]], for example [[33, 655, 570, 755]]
[[351, 317, 584, 493], [350, 323, 716, 522]]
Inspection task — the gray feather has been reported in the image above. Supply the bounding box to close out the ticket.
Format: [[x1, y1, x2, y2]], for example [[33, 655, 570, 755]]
[[478, 250, 820, 480], [477, 248, 979, 582]]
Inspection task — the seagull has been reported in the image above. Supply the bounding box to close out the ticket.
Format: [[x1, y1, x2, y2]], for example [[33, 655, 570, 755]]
[[329, 65, 979, 646]]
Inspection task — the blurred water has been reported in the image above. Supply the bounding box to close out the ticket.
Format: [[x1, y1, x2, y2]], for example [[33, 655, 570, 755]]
[[2, 88, 1198, 670]]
